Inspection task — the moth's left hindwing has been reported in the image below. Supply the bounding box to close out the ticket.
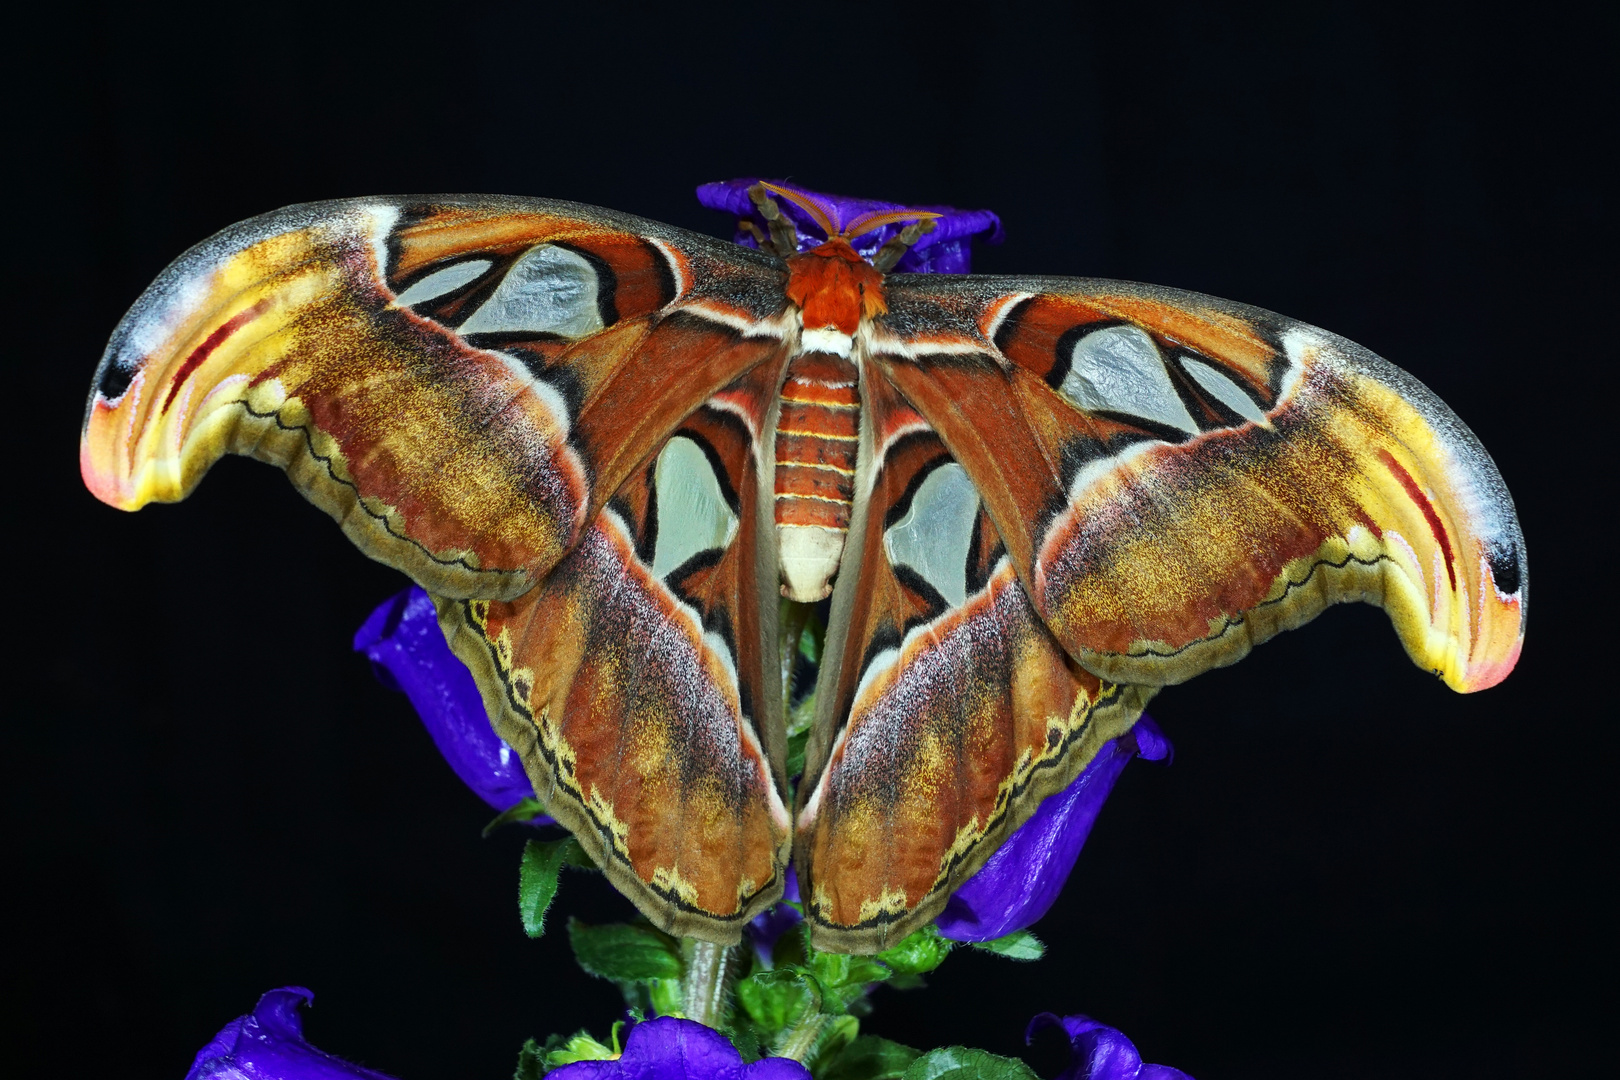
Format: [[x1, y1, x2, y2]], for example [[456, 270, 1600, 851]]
[[440, 359, 793, 941]]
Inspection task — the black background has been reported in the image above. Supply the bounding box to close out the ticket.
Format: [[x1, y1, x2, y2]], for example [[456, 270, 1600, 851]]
[[10, 2, 1612, 1077]]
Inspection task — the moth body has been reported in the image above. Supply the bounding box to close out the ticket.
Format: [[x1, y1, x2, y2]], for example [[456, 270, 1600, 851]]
[[774, 348, 861, 601], [773, 239, 888, 601]]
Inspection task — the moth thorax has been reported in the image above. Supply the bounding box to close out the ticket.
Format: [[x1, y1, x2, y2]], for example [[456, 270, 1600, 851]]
[[774, 349, 860, 601]]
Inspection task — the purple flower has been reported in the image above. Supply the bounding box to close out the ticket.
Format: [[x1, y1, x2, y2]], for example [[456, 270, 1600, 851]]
[[695, 178, 1002, 273], [549, 1017, 809, 1080], [354, 587, 546, 819], [937, 718, 1172, 942], [186, 987, 398, 1080], [1028, 1013, 1193, 1080]]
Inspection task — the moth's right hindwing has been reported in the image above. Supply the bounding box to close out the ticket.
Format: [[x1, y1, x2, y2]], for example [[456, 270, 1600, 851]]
[[794, 368, 1152, 952]]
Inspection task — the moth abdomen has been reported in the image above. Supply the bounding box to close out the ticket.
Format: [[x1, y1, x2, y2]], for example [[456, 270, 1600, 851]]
[[774, 349, 860, 601]]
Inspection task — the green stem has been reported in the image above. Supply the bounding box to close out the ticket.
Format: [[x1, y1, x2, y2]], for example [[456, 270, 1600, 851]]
[[681, 940, 733, 1029], [774, 1012, 829, 1063]]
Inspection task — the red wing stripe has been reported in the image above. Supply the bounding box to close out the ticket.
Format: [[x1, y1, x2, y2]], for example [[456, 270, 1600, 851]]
[[160, 299, 271, 415], [1379, 449, 1457, 590]]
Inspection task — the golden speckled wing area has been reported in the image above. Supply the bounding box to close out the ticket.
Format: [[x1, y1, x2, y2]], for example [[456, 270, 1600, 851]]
[[81, 197, 789, 599], [437, 359, 792, 942], [873, 276, 1526, 693], [794, 371, 1153, 951]]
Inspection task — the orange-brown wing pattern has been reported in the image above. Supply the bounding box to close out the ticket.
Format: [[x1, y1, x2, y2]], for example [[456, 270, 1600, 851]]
[[795, 372, 1152, 951], [871, 275, 1526, 694], [439, 358, 793, 942], [81, 196, 790, 599]]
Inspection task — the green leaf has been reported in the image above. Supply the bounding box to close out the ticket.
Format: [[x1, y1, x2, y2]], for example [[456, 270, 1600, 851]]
[[646, 974, 683, 1018], [736, 967, 815, 1032], [969, 929, 1045, 961], [800, 947, 890, 1014], [810, 950, 851, 990], [567, 918, 684, 983], [798, 612, 823, 663], [820, 1035, 923, 1080], [876, 924, 955, 977], [546, 1030, 618, 1066], [901, 1046, 1040, 1080], [518, 837, 585, 938], [484, 796, 551, 837], [844, 957, 893, 986], [785, 727, 811, 783], [513, 1037, 547, 1080], [724, 1021, 765, 1063], [802, 1015, 861, 1076]]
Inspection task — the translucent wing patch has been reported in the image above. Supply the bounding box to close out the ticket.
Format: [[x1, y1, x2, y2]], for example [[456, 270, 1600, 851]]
[[1058, 323, 1199, 435]]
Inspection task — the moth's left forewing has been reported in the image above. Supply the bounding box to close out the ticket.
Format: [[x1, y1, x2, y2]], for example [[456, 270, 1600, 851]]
[[795, 367, 1151, 953], [81, 196, 790, 600], [876, 275, 1527, 693]]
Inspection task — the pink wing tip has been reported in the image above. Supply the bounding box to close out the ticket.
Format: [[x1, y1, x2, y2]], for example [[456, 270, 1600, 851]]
[[80, 437, 127, 507], [1461, 635, 1523, 692]]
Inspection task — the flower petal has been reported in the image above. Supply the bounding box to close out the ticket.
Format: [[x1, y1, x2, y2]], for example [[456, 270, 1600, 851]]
[[1026, 1012, 1193, 1080], [354, 587, 544, 817], [186, 987, 399, 1080], [549, 1017, 810, 1080], [695, 178, 1001, 273], [936, 717, 1171, 942]]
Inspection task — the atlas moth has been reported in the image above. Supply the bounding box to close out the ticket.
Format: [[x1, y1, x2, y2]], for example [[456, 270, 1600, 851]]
[[81, 179, 1526, 951]]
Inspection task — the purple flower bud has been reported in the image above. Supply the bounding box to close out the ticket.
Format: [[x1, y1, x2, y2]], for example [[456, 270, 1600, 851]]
[[186, 987, 398, 1080], [695, 178, 1002, 273], [937, 718, 1172, 942], [354, 588, 546, 820], [549, 1016, 810, 1080], [1027, 1013, 1193, 1080]]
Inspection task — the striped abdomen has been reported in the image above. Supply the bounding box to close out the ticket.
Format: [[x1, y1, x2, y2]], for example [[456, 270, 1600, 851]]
[[775, 350, 860, 601]]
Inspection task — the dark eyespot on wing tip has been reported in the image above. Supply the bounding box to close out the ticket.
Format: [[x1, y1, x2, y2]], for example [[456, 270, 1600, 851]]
[[96, 359, 134, 403], [1486, 541, 1522, 597]]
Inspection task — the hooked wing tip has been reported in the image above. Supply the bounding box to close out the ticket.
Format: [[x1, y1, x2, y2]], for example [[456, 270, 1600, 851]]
[[80, 405, 141, 510], [1458, 635, 1523, 692]]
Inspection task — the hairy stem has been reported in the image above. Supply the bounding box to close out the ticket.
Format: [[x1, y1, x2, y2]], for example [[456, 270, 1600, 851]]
[[681, 940, 733, 1029], [774, 1012, 829, 1063]]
